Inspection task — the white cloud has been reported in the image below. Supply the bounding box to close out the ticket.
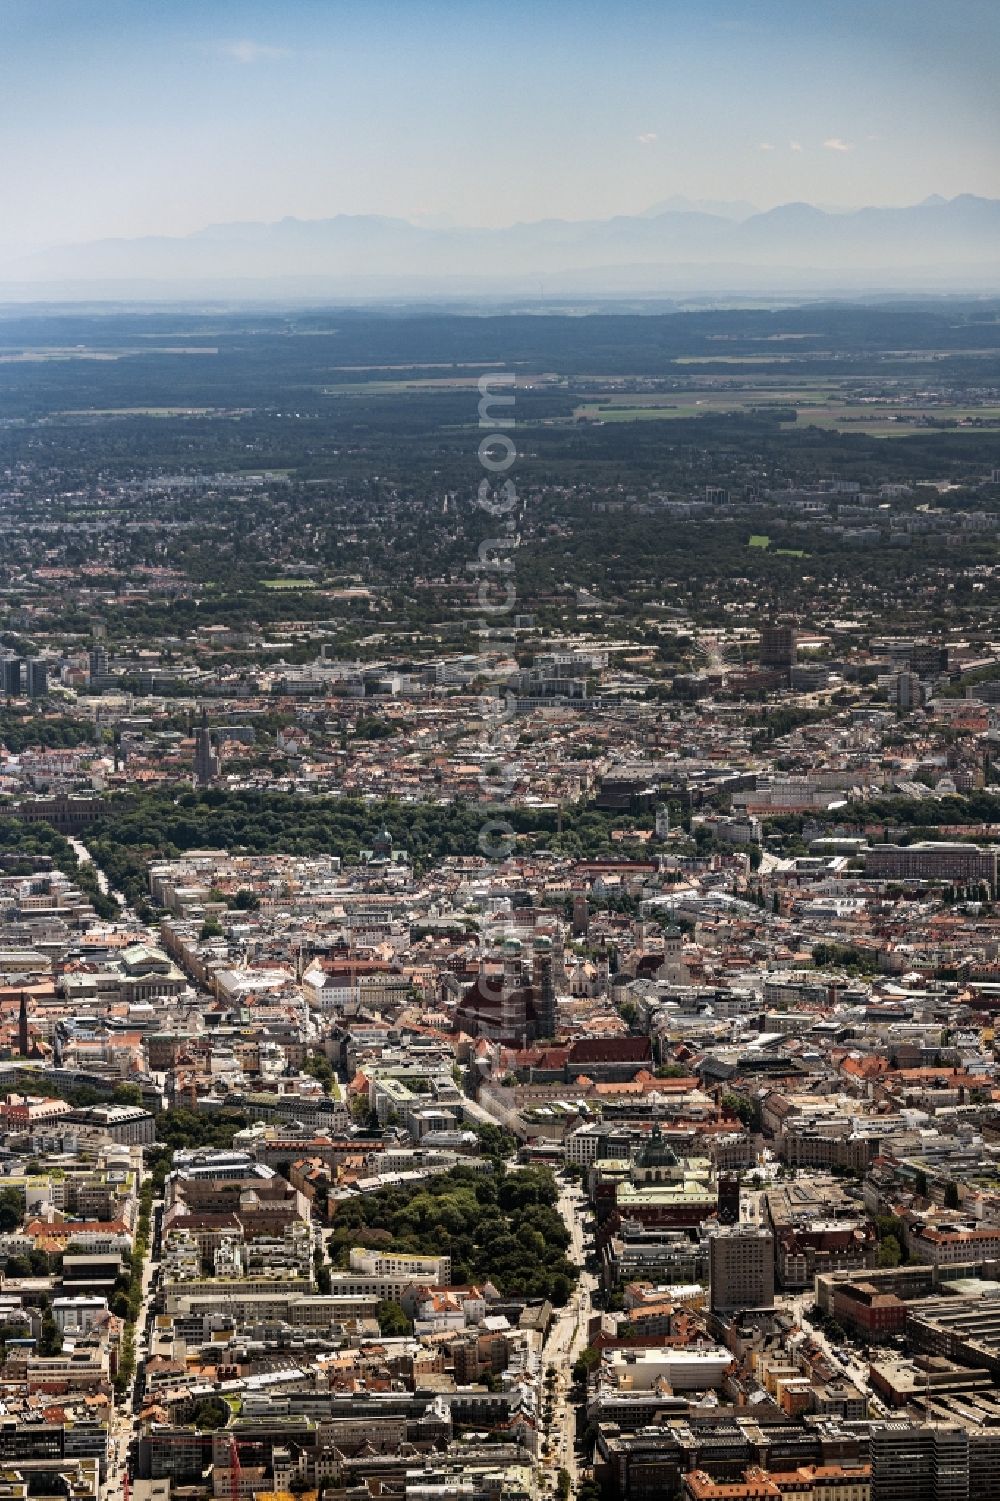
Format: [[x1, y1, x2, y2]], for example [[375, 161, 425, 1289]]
[[758, 142, 775, 152], [823, 137, 853, 153], [789, 140, 803, 153], [220, 39, 291, 64], [636, 132, 658, 145]]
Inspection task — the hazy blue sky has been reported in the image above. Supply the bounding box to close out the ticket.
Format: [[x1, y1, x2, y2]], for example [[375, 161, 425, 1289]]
[[1, 0, 998, 253]]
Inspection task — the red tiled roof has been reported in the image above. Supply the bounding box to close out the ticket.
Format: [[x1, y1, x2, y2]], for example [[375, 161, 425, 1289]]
[[568, 1036, 653, 1064]]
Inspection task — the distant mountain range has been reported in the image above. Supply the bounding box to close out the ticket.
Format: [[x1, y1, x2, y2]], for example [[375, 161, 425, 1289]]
[[640, 195, 760, 220], [2, 196, 999, 298]]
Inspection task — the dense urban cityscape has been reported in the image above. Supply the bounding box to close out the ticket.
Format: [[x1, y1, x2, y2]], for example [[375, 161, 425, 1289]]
[[0, 296, 994, 1501], [0, 0, 998, 1495]]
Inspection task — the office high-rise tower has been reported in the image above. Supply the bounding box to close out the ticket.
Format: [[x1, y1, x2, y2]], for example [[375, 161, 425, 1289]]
[[709, 1226, 774, 1313], [2, 659, 22, 697], [89, 646, 109, 685], [27, 659, 48, 698], [759, 622, 798, 669]]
